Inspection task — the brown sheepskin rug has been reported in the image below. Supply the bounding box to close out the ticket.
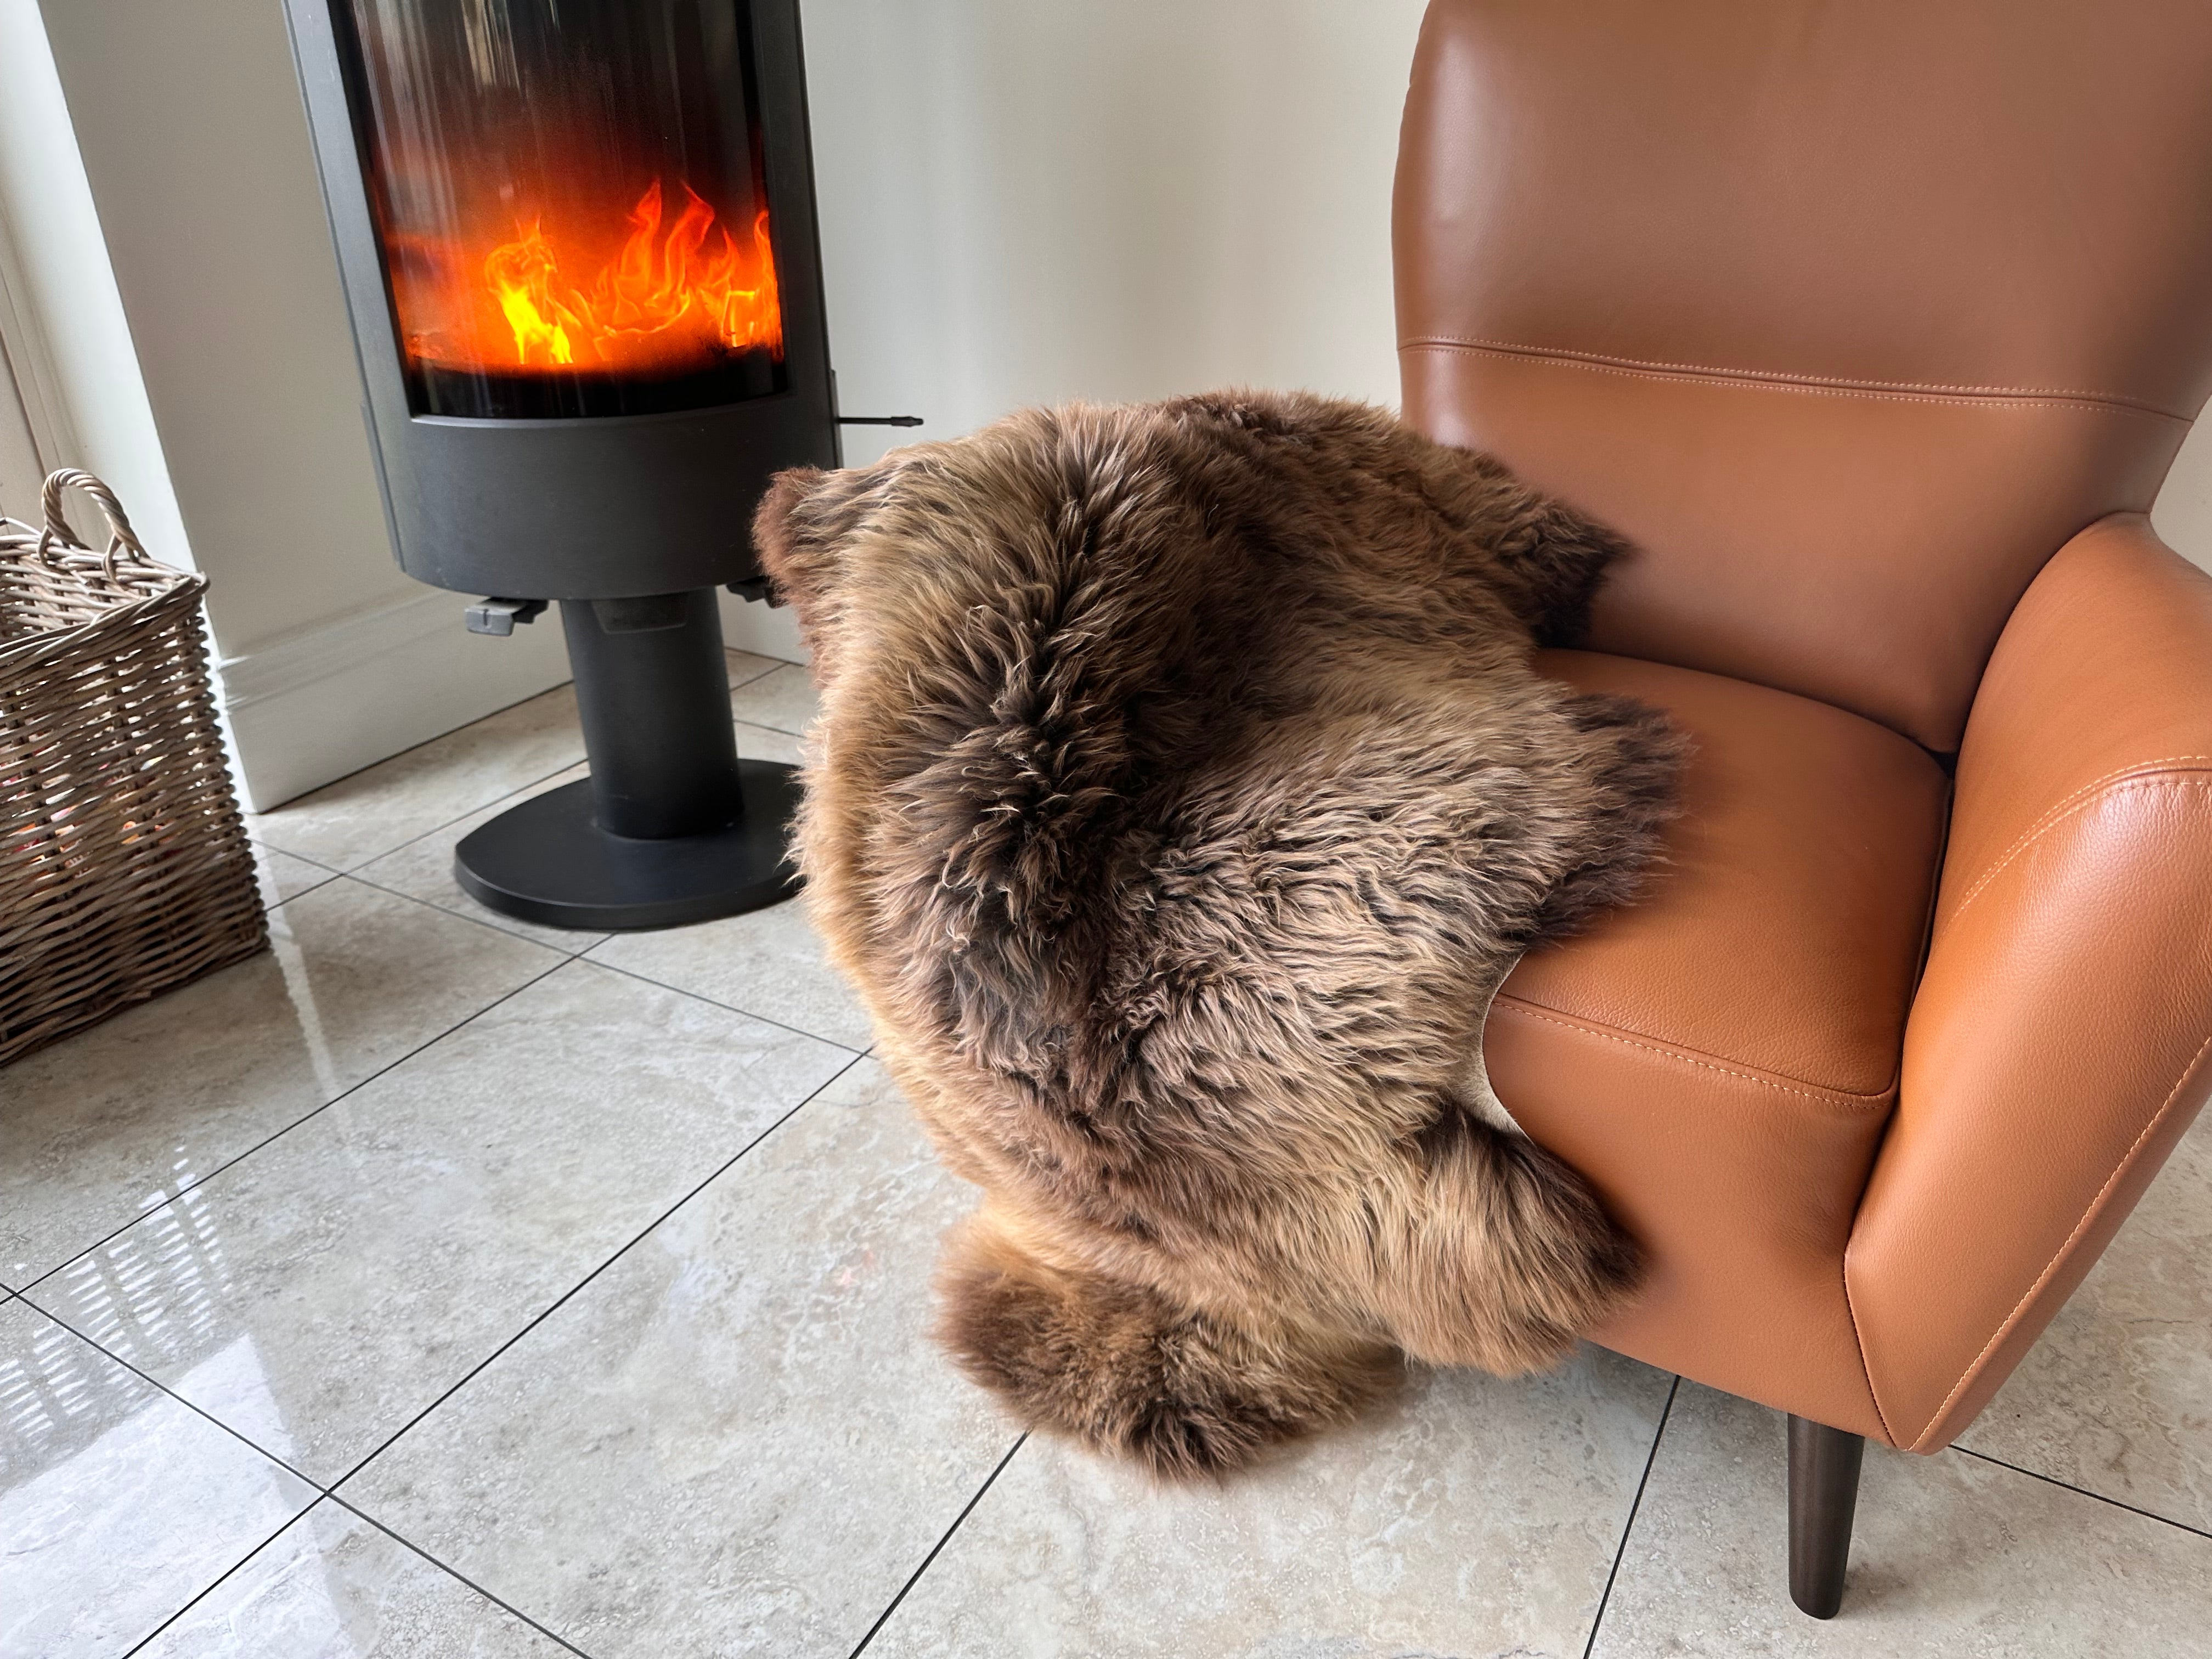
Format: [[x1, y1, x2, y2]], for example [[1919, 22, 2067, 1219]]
[[753, 390, 1685, 1477]]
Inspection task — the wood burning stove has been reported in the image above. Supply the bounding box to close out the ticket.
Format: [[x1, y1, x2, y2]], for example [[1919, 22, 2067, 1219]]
[[285, 0, 844, 929]]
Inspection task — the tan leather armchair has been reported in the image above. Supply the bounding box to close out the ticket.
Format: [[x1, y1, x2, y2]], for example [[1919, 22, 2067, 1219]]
[[1395, 0, 2212, 1616]]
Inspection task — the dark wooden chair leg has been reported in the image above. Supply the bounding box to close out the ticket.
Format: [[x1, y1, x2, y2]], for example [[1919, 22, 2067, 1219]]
[[1788, 1414, 1865, 1618]]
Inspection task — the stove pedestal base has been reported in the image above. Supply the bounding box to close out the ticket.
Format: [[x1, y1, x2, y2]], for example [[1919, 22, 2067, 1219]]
[[454, 761, 801, 932], [454, 587, 802, 932]]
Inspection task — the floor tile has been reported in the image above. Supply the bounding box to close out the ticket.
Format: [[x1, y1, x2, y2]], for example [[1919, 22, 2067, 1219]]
[[1589, 1382, 2212, 1656], [252, 841, 338, 908], [136, 1498, 569, 1658], [342, 1058, 1013, 1659], [249, 686, 585, 871], [0, 1297, 318, 1658], [29, 961, 851, 1487], [729, 715, 804, 766], [586, 894, 871, 1048], [352, 763, 603, 955], [870, 1348, 1673, 1659], [1, 878, 563, 1286], [1960, 1112, 2211, 1533], [727, 662, 819, 736], [726, 648, 784, 689]]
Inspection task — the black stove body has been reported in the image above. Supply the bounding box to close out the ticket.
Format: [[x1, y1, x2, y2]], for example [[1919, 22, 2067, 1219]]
[[286, 0, 840, 928]]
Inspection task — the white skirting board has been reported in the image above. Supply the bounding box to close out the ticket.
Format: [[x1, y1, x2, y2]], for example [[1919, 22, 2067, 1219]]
[[214, 585, 805, 812], [214, 586, 570, 812]]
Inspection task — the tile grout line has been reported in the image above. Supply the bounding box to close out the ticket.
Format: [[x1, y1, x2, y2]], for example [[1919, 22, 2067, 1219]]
[[847, 1433, 1030, 1658], [337, 865, 612, 957], [44, 1043, 866, 1659], [21, 864, 862, 1300], [249, 836, 345, 878], [578, 952, 869, 1054], [121, 1492, 601, 1659], [727, 653, 792, 692], [116, 1502, 322, 1659], [309, 857, 610, 970], [1949, 1444, 2212, 1542], [1579, 1374, 1680, 1659], [250, 845, 345, 909], [324, 1047, 870, 1493], [322, 1494, 603, 1659], [18, 947, 578, 1297], [26, 1039, 865, 1504], [253, 752, 592, 877], [318, 870, 607, 973], [13, 1294, 330, 1494]]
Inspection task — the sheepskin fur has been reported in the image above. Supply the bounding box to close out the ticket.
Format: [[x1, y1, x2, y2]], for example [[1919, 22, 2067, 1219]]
[[753, 390, 1684, 1476]]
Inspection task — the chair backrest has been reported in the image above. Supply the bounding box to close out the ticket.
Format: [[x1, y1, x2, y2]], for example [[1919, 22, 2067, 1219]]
[[1395, 0, 2212, 750]]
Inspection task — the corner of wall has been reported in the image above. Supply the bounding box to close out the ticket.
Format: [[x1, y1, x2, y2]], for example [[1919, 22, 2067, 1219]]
[[2152, 409, 2212, 574]]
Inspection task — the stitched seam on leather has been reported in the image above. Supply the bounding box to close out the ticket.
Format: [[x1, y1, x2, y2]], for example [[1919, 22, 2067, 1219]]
[[1493, 997, 1895, 1110], [1948, 769, 2212, 923], [1396, 335, 2189, 419], [1906, 1025, 2212, 1452], [1404, 334, 2146, 400], [1841, 1265, 1899, 1447]]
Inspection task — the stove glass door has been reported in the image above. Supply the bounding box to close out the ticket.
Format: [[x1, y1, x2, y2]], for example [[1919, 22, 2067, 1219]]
[[338, 0, 786, 420]]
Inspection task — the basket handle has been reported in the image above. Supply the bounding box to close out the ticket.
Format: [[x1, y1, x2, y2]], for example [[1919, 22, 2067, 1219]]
[[38, 467, 149, 578]]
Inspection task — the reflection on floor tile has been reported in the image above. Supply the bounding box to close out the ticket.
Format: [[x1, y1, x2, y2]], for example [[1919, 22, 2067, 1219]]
[[871, 1350, 1672, 1659], [250, 686, 586, 871], [137, 1498, 568, 1658], [31, 961, 852, 1486], [586, 894, 872, 1049], [1, 878, 562, 1285], [253, 841, 338, 908], [0, 1297, 317, 1658], [1962, 1113, 2212, 1533], [343, 1059, 1013, 1659], [1589, 1383, 2212, 1656], [727, 662, 819, 736]]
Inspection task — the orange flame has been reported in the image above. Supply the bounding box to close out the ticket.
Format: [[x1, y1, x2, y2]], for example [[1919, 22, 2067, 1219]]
[[443, 179, 780, 376]]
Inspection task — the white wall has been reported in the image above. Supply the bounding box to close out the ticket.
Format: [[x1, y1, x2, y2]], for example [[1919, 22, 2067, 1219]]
[[2153, 411, 2212, 566], [2, 0, 2205, 810], [805, 0, 1425, 472]]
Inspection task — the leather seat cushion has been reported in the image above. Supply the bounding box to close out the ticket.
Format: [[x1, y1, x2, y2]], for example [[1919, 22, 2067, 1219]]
[[1486, 650, 1949, 1438]]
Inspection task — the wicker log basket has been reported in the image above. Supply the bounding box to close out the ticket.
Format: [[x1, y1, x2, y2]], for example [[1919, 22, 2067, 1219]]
[[1, 469, 265, 1068]]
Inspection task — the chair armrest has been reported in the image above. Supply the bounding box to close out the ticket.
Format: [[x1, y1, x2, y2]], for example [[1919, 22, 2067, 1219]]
[[1846, 513, 2212, 1451]]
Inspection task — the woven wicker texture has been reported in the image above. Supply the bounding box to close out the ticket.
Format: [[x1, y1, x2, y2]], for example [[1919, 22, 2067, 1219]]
[[1, 469, 265, 1068]]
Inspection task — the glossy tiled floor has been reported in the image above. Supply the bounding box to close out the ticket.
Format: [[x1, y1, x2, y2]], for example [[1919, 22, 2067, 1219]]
[[3, 649, 2208, 1657]]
